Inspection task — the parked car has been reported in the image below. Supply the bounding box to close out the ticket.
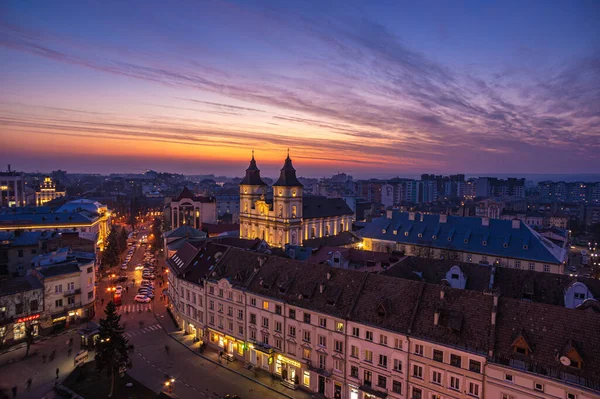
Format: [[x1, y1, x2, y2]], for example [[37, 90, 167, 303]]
[[141, 280, 154, 287], [135, 264, 144, 270], [138, 289, 154, 299], [134, 295, 151, 303], [115, 286, 123, 295]]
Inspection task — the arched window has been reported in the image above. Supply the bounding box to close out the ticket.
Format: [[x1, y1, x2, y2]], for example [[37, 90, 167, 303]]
[[244, 202, 248, 212], [279, 205, 283, 217], [291, 232, 297, 245], [292, 205, 297, 218]]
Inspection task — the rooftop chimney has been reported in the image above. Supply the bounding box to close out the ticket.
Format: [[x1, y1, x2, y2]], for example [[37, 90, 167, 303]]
[[409, 212, 416, 221], [512, 219, 520, 229], [439, 214, 447, 223], [386, 210, 393, 219], [319, 283, 325, 294], [440, 289, 445, 300], [326, 272, 332, 281], [482, 217, 490, 227], [434, 310, 440, 326]]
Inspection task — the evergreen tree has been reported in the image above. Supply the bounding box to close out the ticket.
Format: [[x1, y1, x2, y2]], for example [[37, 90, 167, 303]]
[[95, 301, 132, 397]]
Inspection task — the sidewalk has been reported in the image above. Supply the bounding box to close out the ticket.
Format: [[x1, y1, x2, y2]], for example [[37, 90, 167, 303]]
[[169, 331, 315, 399]]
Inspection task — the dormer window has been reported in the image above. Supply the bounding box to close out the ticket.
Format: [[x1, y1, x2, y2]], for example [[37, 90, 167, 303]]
[[464, 239, 468, 244], [482, 241, 487, 246], [393, 230, 397, 235], [404, 231, 409, 236], [503, 243, 508, 248], [432, 235, 437, 240], [418, 233, 422, 238], [382, 229, 386, 234], [511, 331, 532, 356], [523, 245, 528, 250], [451, 273, 459, 280]]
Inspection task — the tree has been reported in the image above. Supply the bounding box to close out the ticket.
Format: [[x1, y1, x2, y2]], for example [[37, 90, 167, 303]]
[[95, 301, 132, 397], [150, 217, 163, 249]]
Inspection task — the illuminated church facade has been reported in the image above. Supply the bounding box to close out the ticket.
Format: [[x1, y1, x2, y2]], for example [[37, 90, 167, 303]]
[[239, 153, 354, 247]]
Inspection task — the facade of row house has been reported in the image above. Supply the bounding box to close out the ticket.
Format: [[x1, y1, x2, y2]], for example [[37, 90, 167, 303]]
[[166, 242, 600, 399]]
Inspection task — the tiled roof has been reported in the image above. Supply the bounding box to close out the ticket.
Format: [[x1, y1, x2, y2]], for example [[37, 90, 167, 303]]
[[494, 297, 600, 386], [411, 285, 494, 354], [0, 275, 43, 296], [11, 231, 52, 247], [359, 212, 566, 264], [164, 226, 207, 239], [168, 242, 200, 274], [240, 156, 267, 186], [384, 257, 600, 307], [303, 231, 361, 248], [303, 196, 354, 219], [201, 223, 239, 235], [180, 242, 229, 284], [0, 212, 94, 226], [37, 262, 81, 278]]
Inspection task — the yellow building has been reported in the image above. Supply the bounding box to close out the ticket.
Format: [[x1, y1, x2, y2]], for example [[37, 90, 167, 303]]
[[35, 177, 66, 206], [239, 153, 353, 247]]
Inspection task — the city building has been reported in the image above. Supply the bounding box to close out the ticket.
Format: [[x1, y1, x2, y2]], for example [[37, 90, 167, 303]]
[[357, 212, 567, 274], [475, 177, 525, 198], [500, 211, 545, 228], [215, 194, 240, 223], [0, 166, 26, 208], [475, 199, 504, 219], [166, 242, 600, 399], [239, 154, 353, 247], [0, 275, 44, 346], [0, 199, 111, 250], [35, 177, 66, 206], [31, 249, 96, 332], [165, 187, 217, 230]]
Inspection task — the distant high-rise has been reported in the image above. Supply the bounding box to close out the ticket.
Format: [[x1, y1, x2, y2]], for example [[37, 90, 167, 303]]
[[0, 165, 26, 208]]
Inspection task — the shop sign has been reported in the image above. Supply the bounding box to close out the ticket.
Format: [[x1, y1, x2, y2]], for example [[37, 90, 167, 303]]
[[277, 354, 301, 368], [17, 314, 40, 323]]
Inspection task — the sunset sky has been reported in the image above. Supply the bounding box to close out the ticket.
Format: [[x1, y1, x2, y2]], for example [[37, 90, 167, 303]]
[[1, 0, 599, 178]]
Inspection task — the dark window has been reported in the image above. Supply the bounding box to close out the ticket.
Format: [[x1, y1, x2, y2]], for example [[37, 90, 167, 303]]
[[515, 346, 527, 354], [30, 300, 38, 311], [31, 249, 37, 254], [303, 312, 311, 324], [18, 249, 23, 258], [289, 309, 296, 319], [15, 303, 23, 314], [413, 388, 422, 399], [433, 349, 444, 362], [450, 354, 462, 368], [392, 381, 402, 394], [377, 375, 387, 388], [469, 360, 481, 373], [350, 366, 358, 378], [250, 314, 256, 324], [275, 305, 282, 315], [87, 266, 93, 273], [364, 370, 372, 386]]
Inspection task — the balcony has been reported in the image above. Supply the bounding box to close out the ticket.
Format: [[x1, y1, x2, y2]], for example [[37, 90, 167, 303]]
[[64, 288, 81, 297]]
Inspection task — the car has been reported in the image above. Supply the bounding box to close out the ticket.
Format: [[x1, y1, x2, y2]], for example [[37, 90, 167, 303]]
[[141, 280, 154, 287], [121, 264, 128, 270], [581, 250, 588, 256], [135, 264, 144, 270], [134, 295, 151, 303], [117, 276, 128, 282], [569, 266, 577, 272], [115, 286, 123, 295], [144, 267, 155, 273], [143, 275, 155, 280], [138, 290, 154, 299]]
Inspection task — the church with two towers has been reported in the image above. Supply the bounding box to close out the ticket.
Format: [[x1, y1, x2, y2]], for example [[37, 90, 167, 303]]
[[239, 153, 354, 247]]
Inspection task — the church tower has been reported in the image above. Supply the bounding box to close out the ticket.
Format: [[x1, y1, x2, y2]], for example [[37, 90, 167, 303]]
[[272, 151, 303, 246], [239, 152, 267, 240]]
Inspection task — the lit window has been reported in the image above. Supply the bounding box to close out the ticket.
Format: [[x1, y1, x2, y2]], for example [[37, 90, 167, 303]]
[[263, 301, 269, 310], [303, 371, 310, 386]]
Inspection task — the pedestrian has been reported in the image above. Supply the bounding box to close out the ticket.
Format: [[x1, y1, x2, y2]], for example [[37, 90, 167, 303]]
[[26, 378, 32, 391], [11, 386, 16, 398], [101, 298, 105, 305], [69, 337, 73, 346], [164, 344, 170, 355], [56, 368, 59, 379], [42, 353, 47, 363], [67, 347, 72, 357]]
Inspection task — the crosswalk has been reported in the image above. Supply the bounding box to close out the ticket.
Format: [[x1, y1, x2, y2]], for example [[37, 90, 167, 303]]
[[117, 303, 152, 313], [124, 323, 162, 338]]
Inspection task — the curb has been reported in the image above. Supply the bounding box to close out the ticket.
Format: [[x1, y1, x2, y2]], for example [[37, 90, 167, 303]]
[[166, 332, 297, 399]]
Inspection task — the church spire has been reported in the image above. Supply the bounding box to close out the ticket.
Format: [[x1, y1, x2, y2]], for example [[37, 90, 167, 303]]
[[240, 152, 266, 186], [273, 151, 303, 187]]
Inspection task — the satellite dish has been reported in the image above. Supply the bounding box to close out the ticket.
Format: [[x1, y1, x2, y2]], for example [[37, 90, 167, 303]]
[[560, 356, 571, 366]]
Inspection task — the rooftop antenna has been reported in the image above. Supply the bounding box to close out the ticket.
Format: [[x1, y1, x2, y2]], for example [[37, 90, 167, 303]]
[[287, 148, 290, 158], [251, 149, 255, 160]]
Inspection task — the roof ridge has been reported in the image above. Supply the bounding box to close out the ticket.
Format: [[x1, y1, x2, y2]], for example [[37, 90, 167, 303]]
[[407, 282, 426, 334]]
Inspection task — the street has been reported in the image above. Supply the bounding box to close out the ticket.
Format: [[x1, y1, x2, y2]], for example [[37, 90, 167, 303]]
[[0, 226, 291, 399]]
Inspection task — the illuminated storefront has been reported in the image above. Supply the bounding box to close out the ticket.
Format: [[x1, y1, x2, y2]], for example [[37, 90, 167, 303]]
[[274, 354, 301, 384], [12, 314, 41, 341], [349, 386, 359, 399], [208, 329, 245, 359], [248, 342, 274, 371]]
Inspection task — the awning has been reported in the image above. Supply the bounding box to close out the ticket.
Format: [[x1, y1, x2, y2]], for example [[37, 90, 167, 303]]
[[52, 311, 68, 320]]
